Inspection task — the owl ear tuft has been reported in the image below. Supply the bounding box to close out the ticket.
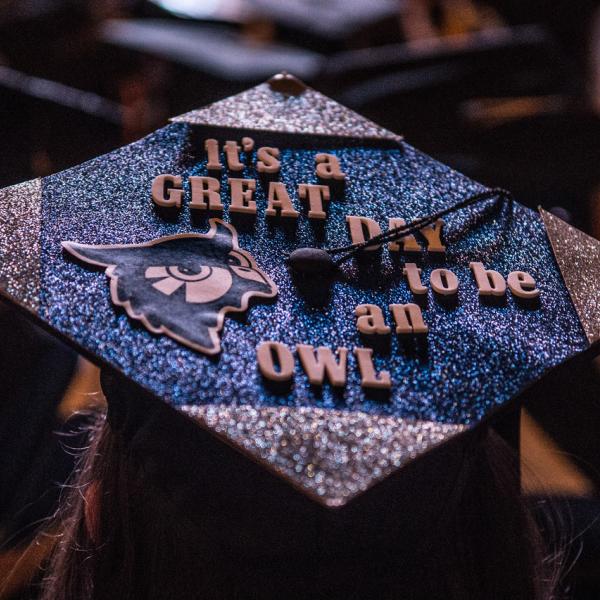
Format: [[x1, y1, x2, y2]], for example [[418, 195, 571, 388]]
[[208, 219, 236, 253]]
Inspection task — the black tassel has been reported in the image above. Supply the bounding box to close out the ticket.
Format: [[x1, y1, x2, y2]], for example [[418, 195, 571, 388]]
[[288, 188, 511, 275]]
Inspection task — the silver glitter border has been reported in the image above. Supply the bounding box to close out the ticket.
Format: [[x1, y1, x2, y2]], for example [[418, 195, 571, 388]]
[[171, 80, 403, 143], [540, 207, 600, 344], [181, 404, 465, 507], [0, 178, 42, 312]]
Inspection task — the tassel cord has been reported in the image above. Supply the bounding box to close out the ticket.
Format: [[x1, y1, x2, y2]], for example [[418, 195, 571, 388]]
[[329, 188, 512, 267]]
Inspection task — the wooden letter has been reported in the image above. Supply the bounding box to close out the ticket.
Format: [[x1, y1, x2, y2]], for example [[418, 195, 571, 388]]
[[389, 303, 429, 334], [354, 304, 391, 335], [241, 137, 255, 152], [296, 344, 347, 387], [346, 216, 382, 250], [388, 218, 421, 252], [204, 139, 222, 171], [315, 153, 346, 181], [266, 181, 299, 218], [151, 174, 183, 208], [224, 140, 244, 171], [430, 268, 458, 296], [229, 178, 257, 215], [189, 176, 223, 211], [257, 341, 294, 382], [419, 219, 446, 253], [507, 271, 540, 299], [298, 183, 330, 220], [257, 147, 281, 174], [470, 262, 506, 296], [403, 262, 427, 295], [354, 347, 391, 389]]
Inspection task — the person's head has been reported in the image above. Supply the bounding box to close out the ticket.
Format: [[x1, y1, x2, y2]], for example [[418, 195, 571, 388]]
[[40, 373, 565, 600]]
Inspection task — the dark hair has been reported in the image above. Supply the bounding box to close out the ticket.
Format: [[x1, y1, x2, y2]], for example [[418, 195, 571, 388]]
[[40, 410, 567, 600]]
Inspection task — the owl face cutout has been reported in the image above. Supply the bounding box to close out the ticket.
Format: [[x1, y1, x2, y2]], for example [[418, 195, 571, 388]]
[[62, 219, 278, 355]]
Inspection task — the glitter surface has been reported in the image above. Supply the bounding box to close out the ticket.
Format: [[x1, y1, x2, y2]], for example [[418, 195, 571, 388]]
[[171, 81, 402, 143], [182, 404, 465, 506], [0, 178, 42, 311], [0, 86, 591, 504], [540, 207, 600, 344], [35, 126, 587, 425]]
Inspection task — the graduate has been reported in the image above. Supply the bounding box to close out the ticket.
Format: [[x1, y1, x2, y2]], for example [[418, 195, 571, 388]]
[[1, 73, 599, 599]]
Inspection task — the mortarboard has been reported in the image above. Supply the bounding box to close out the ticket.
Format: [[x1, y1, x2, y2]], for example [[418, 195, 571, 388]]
[[100, 19, 322, 82], [150, 0, 399, 40], [0, 72, 599, 521]]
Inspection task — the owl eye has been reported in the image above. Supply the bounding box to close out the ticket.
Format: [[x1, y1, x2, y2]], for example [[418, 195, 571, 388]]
[[227, 251, 251, 267], [167, 266, 212, 281]]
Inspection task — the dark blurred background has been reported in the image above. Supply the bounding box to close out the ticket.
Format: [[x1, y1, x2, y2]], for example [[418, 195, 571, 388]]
[[3, 0, 600, 231], [2, 1, 600, 598]]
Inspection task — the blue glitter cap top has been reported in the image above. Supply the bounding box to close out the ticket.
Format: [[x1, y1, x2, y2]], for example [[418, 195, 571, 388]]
[[0, 76, 595, 506]]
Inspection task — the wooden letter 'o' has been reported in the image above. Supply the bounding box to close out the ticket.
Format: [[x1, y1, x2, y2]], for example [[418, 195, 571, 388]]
[[257, 341, 295, 382]]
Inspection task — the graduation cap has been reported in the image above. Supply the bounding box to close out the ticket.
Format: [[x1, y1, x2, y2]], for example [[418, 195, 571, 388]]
[[100, 19, 322, 82], [150, 0, 399, 40], [0, 72, 598, 521]]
